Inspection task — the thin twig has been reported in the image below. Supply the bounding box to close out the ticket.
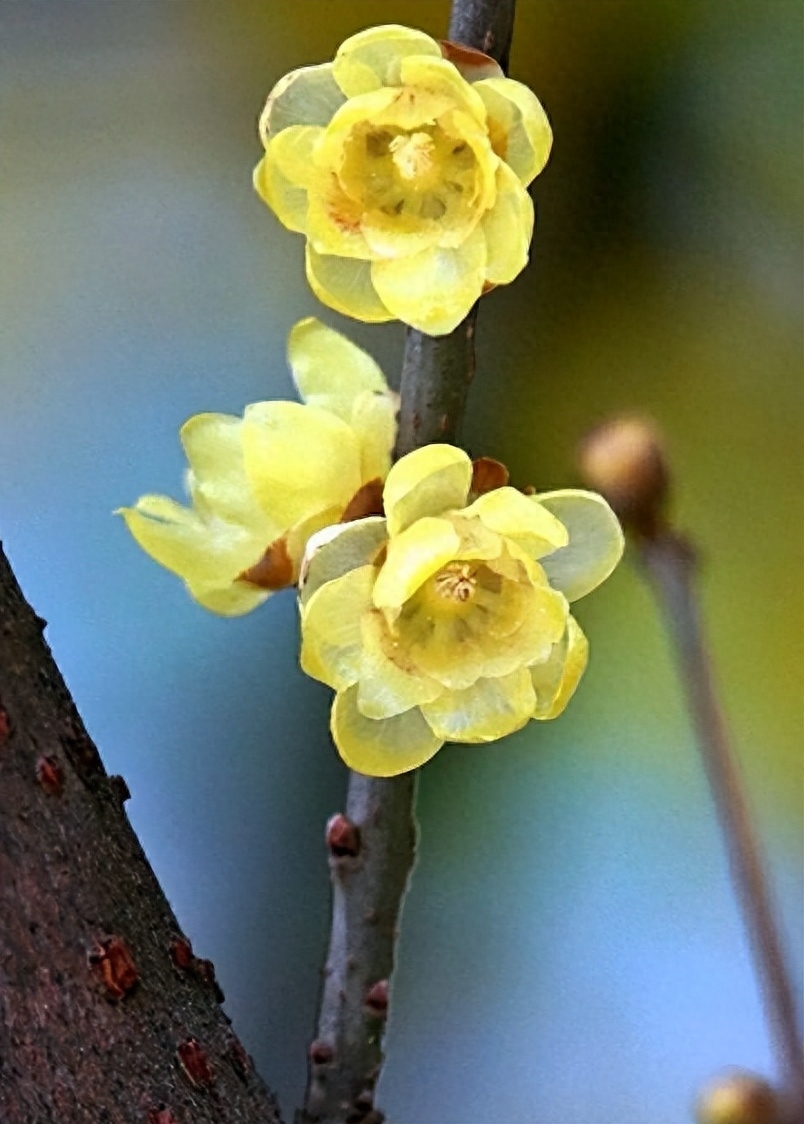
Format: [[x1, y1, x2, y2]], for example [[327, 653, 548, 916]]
[[639, 530, 804, 1119], [298, 5, 518, 1122]]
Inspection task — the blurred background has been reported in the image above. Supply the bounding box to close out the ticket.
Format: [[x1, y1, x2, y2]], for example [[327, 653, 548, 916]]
[[1, 3, 801, 1121]]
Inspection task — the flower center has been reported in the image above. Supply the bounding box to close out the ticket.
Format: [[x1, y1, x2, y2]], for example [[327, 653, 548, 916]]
[[433, 562, 477, 603], [389, 132, 436, 182]]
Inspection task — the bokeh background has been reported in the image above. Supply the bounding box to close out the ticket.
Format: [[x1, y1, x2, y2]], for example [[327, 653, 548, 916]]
[[1, 3, 801, 1122]]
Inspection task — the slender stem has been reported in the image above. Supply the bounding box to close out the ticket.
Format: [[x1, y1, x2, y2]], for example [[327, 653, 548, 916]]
[[298, 5, 517, 1122], [639, 530, 804, 1115]]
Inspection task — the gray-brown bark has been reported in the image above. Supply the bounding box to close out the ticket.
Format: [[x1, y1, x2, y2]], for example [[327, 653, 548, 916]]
[[0, 540, 283, 1124]]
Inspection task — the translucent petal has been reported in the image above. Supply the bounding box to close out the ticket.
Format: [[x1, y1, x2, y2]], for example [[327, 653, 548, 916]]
[[373, 517, 461, 612], [384, 444, 473, 536], [306, 173, 377, 260], [447, 514, 503, 561], [299, 517, 388, 607], [305, 245, 393, 323], [333, 25, 442, 97], [531, 616, 589, 720], [180, 413, 278, 532], [118, 497, 265, 588], [253, 153, 309, 234], [187, 578, 270, 618], [481, 162, 534, 285], [241, 400, 361, 527], [268, 125, 323, 189], [288, 317, 388, 418], [536, 490, 624, 601], [356, 609, 443, 719], [474, 77, 553, 185], [421, 667, 535, 742], [350, 391, 397, 482], [463, 487, 568, 559], [332, 686, 443, 777], [371, 224, 487, 335], [300, 565, 374, 690], [398, 56, 487, 125], [259, 63, 345, 140], [403, 610, 487, 691]]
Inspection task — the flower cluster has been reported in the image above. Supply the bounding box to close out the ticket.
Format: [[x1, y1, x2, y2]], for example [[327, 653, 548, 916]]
[[118, 319, 396, 615], [299, 445, 623, 775], [254, 24, 552, 335]]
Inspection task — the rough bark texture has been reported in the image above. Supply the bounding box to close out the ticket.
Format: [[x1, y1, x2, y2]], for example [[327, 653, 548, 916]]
[[0, 541, 283, 1124], [298, 4, 518, 1123]]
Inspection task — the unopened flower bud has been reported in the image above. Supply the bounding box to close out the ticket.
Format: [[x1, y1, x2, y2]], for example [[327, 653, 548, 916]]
[[694, 1069, 780, 1124], [578, 417, 668, 536]]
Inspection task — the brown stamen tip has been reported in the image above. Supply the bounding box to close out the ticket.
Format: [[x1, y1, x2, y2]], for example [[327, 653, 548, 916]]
[[169, 935, 194, 971], [238, 534, 294, 590], [88, 936, 139, 1000], [364, 980, 389, 1019], [694, 1069, 780, 1124], [176, 1037, 215, 1088], [326, 813, 361, 858], [341, 478, 385, 523], [309, 1039, 334, 1066], [578, 416, 669, 538], [36, 755, 64, 796], [471, 456, 510, 495]]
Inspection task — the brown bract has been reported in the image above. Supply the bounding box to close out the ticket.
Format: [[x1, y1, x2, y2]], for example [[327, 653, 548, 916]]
[[237, 535, 294, 591], [341, 478, 385, 523], [471, 456, 509, 495]]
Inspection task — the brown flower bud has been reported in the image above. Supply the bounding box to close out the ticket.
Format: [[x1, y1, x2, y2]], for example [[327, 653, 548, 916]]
[[578, 416, 668, 536], [694, 1069, 780, 1124], [88, 936, 139, 1001], [326, 813, 361, 858], [36, 755, 65, 796], [176, 1037, 215, 1088]]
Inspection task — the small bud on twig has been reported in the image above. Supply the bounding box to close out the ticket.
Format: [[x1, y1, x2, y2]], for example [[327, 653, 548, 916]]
[[36, 755, 65, 796], [88, 936, 139, 1001], [364, 980, 389, 1020], [695, 1069, 781, 1124], [578, 416, 668, 537], [176, 1037, 215, 1088], [326, 813, 361, 858], [309, 1039, 334, 1066]]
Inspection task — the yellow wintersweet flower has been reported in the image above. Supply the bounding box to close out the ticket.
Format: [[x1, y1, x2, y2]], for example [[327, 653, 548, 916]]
[[254, 25, 552, 336], [299, 445, 624, 776], [118, 318, 396, 616]]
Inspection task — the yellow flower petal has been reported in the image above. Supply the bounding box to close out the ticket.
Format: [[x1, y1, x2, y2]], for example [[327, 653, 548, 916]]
[[356, 608, 443, 720], [373, 517, 460, 612], [535, 490, 625, 602], [299, 517, 388, 607], [332, 685, 443, 776], [300, 564, 374, 690], [287, 316, 388, 415], [268, 125, 323, 189], [421, 667, 535, 742], [383, 444, 473, 536], [350, 390, 397, 482], [398, 56, 487, 126], [305, 245, 393, 323], [332, 24, 442, 97], [259, 62, 345, 141], [253, 153, 309, 234], [187, 579, 270, 618], [481, 161, 534, 285], [474, 77, 553, 185], [531, 616, 589, 720], [306, 172, 377, 260], [371, 223, 487, 335], [463, 487, 569, 559], [241, 400, 361, 527]]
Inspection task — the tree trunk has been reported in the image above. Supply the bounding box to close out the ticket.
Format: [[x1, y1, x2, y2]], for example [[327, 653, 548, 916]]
[[0, 541, 283, 1124]]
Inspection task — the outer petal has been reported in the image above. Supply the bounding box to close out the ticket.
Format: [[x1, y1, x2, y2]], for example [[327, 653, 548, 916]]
[[241, 400, 361, 526], [288, 317, 388, 416], [371, 224, 487, 336], [356, 609, 443, 719], [463, 487, 568, 559], [481, 162, 534, 285], [398, 56, 487, 125], [473, 77, 553, 185], [187, 579, 270, 617], [373, 517, 461, 611], [259, 63, 345, 140], [383, 444, 473, 536], [300, 565, 374, 690], [306, 173, 377, 260], [181, 413, 278, 532], [332, 25, 442, 97], [531, 616, 589, 720], [332, 686, 443, 776], [421, 667, 535, 742], [253, 153, 308, 234], [299, 517, 388, 607], [305, 246, 393, 324], [536, 490, 624, 602], [268, 125, 323, 189], [350, 391, 397, 482]]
